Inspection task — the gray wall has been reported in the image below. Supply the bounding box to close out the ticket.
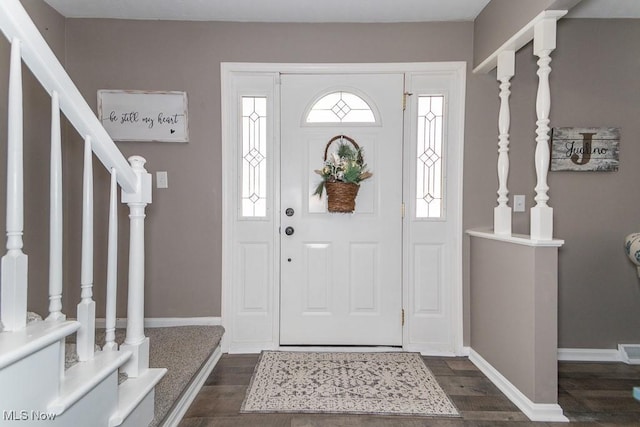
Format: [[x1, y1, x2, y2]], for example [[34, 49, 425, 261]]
[[495, 19, 640, 349], [0, 0, 67, 316], [62, 19, 486, 321], [550, 19, 640, 348], [470, 235, 559, 403]]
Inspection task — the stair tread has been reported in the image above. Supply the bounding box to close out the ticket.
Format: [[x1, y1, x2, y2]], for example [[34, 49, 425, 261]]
[[0, 320, 79, 369], [48, 349, 132, 415], [109, 368, 166, 427]]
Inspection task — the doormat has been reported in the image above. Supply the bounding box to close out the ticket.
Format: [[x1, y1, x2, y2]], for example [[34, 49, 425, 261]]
[[240, 351, 460, 417]]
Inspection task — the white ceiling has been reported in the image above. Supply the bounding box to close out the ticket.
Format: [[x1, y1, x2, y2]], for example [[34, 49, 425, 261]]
[[41, 0, 492, 22], [566, 0, 640, 18], [42, 0, 640, 22]]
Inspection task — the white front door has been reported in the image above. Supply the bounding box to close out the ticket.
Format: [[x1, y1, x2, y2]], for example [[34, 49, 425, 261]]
[[222, 63, 465, 355], [280, 74, 404, 346]]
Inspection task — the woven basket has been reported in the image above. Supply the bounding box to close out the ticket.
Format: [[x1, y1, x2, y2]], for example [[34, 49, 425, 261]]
[[323, 135, 362, 213], [326, 181, 359, 213]]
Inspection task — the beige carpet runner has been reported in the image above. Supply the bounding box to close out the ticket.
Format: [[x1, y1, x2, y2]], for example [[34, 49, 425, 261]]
[[241, 351, 459, 417]]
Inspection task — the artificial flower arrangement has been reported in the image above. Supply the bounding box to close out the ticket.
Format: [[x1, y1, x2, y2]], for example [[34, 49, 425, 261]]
[[313, 136, 372, 212]]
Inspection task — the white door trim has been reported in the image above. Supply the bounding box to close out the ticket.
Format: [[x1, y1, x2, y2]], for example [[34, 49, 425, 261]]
[[221, 62, 466, 354]]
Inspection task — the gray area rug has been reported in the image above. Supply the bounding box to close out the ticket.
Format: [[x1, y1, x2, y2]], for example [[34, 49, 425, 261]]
[[241, 351, 460, 417]]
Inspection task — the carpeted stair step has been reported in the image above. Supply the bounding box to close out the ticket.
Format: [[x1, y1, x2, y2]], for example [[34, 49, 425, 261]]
[[78, 325, 224, 426]]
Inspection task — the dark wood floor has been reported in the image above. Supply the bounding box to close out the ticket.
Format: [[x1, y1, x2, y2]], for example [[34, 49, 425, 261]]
[[179, 353, 640, 426]]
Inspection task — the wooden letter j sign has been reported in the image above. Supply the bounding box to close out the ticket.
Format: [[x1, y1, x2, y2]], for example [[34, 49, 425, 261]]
[[551, 127, 619, 172]]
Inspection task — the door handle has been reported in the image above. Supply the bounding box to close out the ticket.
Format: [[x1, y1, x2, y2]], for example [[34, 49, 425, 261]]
[[285, 226, 295, 236]]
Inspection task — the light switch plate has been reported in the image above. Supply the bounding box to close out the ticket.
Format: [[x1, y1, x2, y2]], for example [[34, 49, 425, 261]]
[[156, 171, 168, 189], [514, 195, 525, 212]]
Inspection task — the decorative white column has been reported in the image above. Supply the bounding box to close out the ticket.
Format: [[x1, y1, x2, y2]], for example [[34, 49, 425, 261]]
[[531, 18, 557, 241], [120, 156, 152, 377], [1, 38, 28, 332], [47, 91, 65, 322], [104, 168, 119, 351], [494, 50, 515, 236], [77, 136, 96, 361]]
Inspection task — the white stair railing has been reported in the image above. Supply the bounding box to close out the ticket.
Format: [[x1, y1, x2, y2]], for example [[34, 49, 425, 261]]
[[0, 0, 137, 192], [0, 0, 154, 388]]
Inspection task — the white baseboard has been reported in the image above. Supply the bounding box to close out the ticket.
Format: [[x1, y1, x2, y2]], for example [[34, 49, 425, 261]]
[[618, 344, 640, 365], [469, 349, 569, 423], [226, 342, 278, 354], [557, 348, 621, 362], [281, 346, 404, 353], [224, 342, 471, 357], [93, 317, 222, 329], [402, 344, 468, 357], [160, 345, 222, 427]]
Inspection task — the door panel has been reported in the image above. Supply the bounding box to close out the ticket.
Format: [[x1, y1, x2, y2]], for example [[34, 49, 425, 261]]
[[280, 74, 404, 345]]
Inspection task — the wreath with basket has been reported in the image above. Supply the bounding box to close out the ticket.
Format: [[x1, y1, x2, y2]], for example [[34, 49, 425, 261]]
[[313, 135, 372, 213]]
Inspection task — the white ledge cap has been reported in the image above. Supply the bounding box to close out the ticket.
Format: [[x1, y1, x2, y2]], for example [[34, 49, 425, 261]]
[[466, 228, 564, 247]]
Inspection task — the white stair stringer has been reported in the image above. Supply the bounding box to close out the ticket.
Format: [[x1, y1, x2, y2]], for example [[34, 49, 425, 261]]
[[0, 320, 80, 412], [48, 349, 132, 416], [1, 320, 166, 426], [109, 368, 167, 427]]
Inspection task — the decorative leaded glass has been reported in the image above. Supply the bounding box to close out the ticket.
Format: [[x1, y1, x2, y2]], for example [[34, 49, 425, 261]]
[[307, 91, 375, 123], [242, 97, 267, 217], [416, 95, 444, 218]]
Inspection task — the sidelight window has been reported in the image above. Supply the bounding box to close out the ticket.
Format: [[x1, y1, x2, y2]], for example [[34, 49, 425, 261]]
[[241, 96, 267, 217], [416, 95, 444, 219]]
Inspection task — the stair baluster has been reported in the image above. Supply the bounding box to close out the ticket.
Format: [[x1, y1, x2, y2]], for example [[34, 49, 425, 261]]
[[0, 37, 27, 332], [47, 90, 65, 322], [77, 136, 96, 361], [104, 168, 119, 351]]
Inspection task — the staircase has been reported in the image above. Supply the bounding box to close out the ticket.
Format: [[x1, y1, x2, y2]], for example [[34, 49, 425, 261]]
[[0, 0, 166, 425]]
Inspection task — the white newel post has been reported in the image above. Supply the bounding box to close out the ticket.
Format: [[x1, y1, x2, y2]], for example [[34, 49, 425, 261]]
[[494, 50, 515, 236], [77, 136, 96, 361], [120, 156, 152, 377], [104, 168, 118, 351], [530, 18, 557, 240], [47, 91, 65, 321], [1, 38, 28, 332]]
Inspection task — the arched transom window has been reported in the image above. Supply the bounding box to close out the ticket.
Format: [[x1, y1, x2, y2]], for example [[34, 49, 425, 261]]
[[306, 91, 376, 123]]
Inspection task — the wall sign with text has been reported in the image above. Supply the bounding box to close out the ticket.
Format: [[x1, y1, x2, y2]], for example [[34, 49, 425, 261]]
[[550, 127, 619, 172], [98, 90, 189, 142]]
